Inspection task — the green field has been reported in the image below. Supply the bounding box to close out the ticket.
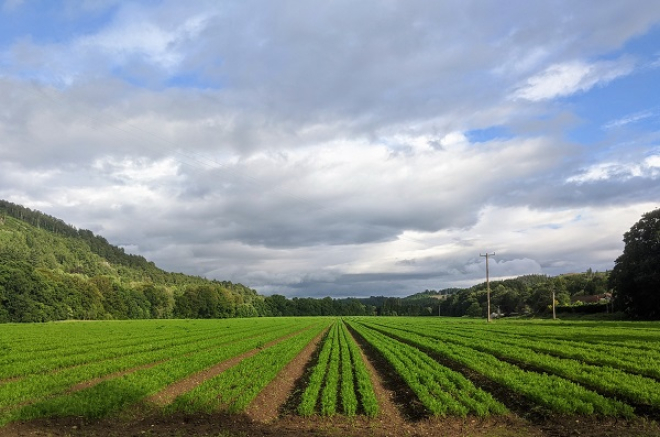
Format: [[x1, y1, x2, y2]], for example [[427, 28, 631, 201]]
[[1, 317, 660, 436]]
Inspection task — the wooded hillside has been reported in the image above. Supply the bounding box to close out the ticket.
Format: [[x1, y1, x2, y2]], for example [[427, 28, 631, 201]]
[[0, 200, 265, 322], [0, 200, 616, 322]]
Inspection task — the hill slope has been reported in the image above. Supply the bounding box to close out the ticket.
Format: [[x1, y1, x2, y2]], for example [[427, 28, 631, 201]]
[[0, 200, 265, 322]]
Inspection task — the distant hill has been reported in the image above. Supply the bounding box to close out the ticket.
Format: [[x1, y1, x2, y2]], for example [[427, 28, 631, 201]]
[[0, 200, 617, 322], [0, 200, 266, 322]]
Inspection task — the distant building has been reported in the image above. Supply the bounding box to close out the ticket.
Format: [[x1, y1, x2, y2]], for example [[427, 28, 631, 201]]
[[570, 293, 612, 304]]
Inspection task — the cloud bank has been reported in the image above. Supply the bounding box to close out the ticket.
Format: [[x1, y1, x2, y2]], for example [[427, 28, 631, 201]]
[[1, 0, 659, 297]]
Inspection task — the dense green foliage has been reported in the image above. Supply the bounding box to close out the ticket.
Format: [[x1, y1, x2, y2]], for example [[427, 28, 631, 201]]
[[609, 208, 660, 319], [0, 200, 437, 321], [251, 272, 612, 319], [436, 271, 611, 318], [0, 200, 265, 322]]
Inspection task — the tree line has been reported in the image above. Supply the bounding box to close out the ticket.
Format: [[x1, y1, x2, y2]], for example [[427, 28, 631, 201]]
[[1, 200, 658, 321]]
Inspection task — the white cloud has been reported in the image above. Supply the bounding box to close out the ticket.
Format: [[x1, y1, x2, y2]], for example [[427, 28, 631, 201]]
[[603, 108, 658, 129], [646, 154, 660, 168], [512, 58, 635, 101], [2, 1, 660, 297], [567, 154, 660, 184], [77, 12, 211, 70]]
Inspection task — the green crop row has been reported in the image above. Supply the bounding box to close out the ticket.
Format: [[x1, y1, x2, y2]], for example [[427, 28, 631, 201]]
[[359, 319, 634, 417], [0, 320, 221, 356], [0, 323, 265, 379], [339, 321, 357, 416], [0, 320, 301, 412], [2, 319, 317, 425], [340, 322, 378, 417], [170, 320, 330, 414], [320, 322, 341, 416], [434, 324, 660, 381], [297, 322, 336, 416], [0, 319, 259, 374], [443, 323, 660, 373], [386, 322, 660, 409], [443, 320, 660, 351], [297, 320, 380, 417], [347, 320, 507, 417]]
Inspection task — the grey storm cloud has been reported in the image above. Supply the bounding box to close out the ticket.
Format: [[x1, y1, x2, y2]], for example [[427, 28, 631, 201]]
[[1, 0, 660, 297]]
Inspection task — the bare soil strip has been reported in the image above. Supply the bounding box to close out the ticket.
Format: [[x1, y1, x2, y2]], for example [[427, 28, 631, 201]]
[[345, 323, 428, 420], [245, 327, 329, 423], [146, 327, 311, 407], [7, 411, 660, 437], [0, 376, 22, 385], [344, 324, 404, 424], [66, 360, 167, 394]]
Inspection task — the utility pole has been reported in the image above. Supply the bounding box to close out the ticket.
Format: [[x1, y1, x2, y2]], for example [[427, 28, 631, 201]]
[[480, 252, 495, 322], [552, 288, 557, 320]]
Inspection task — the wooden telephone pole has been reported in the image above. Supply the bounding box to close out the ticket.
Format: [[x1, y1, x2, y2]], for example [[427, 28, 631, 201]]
[[552, 288, 557, 320], [480, 252, 495, 322]]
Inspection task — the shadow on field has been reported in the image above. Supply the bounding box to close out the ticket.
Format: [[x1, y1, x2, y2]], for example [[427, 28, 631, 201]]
[[3, 411, 660, 437]]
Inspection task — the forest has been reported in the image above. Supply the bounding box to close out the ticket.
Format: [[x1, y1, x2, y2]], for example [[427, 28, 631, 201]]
[[0, 200, 618, 322]]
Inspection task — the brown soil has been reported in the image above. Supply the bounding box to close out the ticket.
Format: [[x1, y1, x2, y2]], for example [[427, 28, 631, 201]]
[[0, 376, 22, 385], [344, 325, 409, 425], [67, 361, 166, 394], [345, 324, 428, 420], [147, 328, 311, 407], [4, 412, 660, 437], [244, 328, 328, 423]]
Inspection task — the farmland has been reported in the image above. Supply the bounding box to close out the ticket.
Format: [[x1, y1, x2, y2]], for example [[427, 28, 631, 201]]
[[1, 318, 660, 437]]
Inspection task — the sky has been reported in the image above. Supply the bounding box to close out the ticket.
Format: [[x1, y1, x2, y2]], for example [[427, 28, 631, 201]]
[[1, 0, 659, 298]]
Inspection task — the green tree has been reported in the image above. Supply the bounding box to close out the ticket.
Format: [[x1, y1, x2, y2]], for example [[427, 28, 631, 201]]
[[609, 208, 660, 319], [465, 301, 483, 317]]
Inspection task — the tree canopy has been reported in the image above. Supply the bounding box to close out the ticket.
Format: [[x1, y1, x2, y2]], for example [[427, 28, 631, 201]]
[[610, 208, 660, 319]]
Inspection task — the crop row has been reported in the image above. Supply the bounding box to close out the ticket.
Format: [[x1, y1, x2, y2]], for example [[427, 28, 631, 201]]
[[354, 319, 634, 417], [445, 323, 660, 372], [346, 320, 506, 417], [380, 320, 660, 410], [447, 320, 660, 351], [171, 319, 330, 414], [433, 324, 660, 381], [0, 319, 221, 356], [2, 319, 320, 425], [297, 321, 379, 417], [0, 320, 286, 379], [0, 319, 254, 372]]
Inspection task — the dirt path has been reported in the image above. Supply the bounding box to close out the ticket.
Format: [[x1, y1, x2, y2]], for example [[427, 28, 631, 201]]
[[146, 328, 311, 407], [66, 361, 166, 394], [345, 325, 405, 424], [245, 327, 328, 423]]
